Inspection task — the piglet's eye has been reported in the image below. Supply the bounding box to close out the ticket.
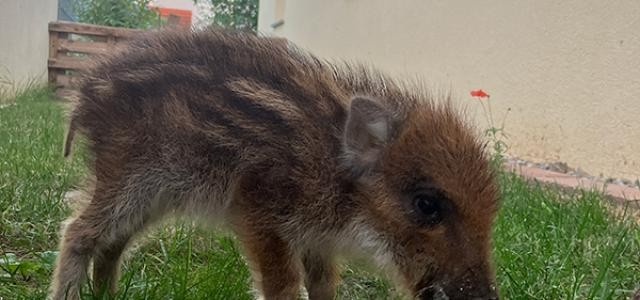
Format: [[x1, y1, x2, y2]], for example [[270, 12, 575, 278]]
[[413, 191, 444, 225]]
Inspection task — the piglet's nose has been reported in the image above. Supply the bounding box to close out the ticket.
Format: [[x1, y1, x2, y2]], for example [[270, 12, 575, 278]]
[[472, 294, 498, 300], [418, 286, 449, 300], [468, 286, 499, 300], [469, 285, 499, 300], [418, 287, 498, 300]]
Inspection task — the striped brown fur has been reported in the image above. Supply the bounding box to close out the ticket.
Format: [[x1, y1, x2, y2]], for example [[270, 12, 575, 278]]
[[50, 27, 499, 300]]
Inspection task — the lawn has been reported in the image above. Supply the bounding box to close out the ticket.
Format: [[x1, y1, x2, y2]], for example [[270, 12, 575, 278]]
[[1, 87, 639, 299]]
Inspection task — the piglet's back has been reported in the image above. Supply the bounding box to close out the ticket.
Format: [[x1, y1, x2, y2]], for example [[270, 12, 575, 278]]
[[68, 29, 369, 167]]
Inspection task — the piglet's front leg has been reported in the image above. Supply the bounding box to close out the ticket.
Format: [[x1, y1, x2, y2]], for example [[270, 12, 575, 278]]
[[302, 249, 339, 300], [238, 226, 303, 300]]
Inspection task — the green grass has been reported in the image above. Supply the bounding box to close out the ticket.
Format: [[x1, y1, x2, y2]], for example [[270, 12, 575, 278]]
[[1, 88, 639, 299], [494, 174, 640, 299]]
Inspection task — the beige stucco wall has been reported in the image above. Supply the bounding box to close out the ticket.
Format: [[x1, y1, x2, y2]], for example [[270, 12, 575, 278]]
[[258, 0, 640, 180], [0, 0, 59, 94]]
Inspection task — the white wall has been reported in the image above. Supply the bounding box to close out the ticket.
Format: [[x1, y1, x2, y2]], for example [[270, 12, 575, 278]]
[[259, 0, 640, 180], [0, 0, 59, 94]]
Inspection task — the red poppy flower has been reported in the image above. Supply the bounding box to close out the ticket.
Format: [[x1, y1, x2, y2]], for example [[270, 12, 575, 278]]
[[470, 89, 490, 98]]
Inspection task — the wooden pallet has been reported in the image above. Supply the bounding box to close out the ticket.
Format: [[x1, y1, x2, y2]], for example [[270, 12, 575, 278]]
[[48, 21, 140, 99]]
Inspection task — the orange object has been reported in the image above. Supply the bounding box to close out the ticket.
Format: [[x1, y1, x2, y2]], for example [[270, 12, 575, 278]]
[[150, 6, 192, 28]]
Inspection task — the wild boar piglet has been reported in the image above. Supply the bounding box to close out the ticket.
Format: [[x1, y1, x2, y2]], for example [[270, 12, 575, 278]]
[[49, 28, 499, 300]]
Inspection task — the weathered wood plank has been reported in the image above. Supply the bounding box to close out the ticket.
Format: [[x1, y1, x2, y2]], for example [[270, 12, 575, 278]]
[[48, 57, 90, 70], [55, 74, 81, 88], [49, 21, 142, 38], [58, 39, 108, 55], [48, 31, 60, 84], [55, 88, 77, 100]]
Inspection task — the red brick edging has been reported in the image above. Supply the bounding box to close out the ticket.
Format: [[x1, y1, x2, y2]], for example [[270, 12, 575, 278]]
[[505, 163, 640, 201]]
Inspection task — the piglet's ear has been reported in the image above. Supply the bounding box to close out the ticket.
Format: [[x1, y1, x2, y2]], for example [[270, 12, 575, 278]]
[[343, 96, 393, 177]]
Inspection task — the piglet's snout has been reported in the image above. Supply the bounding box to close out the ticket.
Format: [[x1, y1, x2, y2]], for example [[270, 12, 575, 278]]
[[417, 274, 499, 300], [417, 285, 449, 300], [418, 286, 498, 300]]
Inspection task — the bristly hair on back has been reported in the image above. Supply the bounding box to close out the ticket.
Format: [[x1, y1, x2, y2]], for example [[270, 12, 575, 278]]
[[62, 26, 450, 160]]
